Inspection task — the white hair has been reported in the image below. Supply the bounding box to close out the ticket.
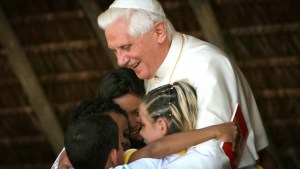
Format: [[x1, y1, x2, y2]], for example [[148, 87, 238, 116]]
[[97, 8, 175, 40]]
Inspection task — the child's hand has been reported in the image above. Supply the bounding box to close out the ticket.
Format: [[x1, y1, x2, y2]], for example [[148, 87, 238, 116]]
[[215, 122, 238, 150]]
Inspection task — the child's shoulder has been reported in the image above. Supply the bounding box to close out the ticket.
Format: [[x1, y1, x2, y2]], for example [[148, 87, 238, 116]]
[[124, 148, 138, 164], [113, 164, 130, 169]]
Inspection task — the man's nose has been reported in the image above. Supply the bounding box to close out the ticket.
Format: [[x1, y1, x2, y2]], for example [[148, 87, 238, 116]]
[[115, 51, 129, 67]]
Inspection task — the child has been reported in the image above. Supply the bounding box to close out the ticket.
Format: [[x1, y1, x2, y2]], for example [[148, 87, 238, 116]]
[[65, 114, 122, 169], [139, 80, 198, 143], [126, 80, 231, 166], [52, 98, 131, 169], [97, 68, 146, 149]]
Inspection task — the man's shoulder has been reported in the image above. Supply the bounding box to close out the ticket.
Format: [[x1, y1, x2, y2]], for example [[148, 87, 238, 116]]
[[182, 33, 227, 58]]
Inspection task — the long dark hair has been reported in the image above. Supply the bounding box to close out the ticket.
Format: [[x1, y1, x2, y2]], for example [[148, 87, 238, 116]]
[[97, 68, 145, 99]]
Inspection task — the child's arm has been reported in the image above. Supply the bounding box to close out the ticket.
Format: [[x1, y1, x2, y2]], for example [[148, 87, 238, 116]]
[[128, 122, 237, 163]]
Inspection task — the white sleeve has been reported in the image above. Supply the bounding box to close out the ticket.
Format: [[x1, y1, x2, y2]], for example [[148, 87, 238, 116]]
[[113, 164, 130, 169], [164, 145, 229, 169], [51, 147, 65, 169], [128, 155, 180, 169]]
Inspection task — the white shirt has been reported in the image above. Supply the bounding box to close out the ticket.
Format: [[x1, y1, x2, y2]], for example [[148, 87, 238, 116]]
[[111, 154, 180, 169], [164, 144, 230, 169], [146, 32, 269, 168], [51, 148, 65, 169], [52, 148, 180, 169]]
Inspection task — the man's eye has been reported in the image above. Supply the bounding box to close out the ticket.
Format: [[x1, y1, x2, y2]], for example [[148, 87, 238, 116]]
[[122, 45, 131, 50]]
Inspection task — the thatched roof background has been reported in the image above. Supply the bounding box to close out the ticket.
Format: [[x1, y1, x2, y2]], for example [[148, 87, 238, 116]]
[[0, 0, 299, 168]]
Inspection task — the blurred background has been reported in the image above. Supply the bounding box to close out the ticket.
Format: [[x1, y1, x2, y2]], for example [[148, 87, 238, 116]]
[[0, 0, 299, 168]]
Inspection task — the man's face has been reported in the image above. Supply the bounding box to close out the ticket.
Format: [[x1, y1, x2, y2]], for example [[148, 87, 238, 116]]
[[105, 18, 162, 79]]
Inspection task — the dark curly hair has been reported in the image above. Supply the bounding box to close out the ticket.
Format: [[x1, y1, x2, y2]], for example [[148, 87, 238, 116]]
[[68, 97, 128, 125]]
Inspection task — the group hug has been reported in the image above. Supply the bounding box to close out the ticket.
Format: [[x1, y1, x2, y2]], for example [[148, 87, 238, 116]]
[[51, 0, 278, 168]]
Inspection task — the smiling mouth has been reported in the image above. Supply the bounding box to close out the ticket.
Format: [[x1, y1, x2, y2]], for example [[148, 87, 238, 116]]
[[129, 127, 142, 136], [130, 62, 140, 69]]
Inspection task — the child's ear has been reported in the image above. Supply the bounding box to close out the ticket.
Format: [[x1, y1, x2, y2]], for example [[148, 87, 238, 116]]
[[157, 118, 169, 136], [108, 149, 118, 166]]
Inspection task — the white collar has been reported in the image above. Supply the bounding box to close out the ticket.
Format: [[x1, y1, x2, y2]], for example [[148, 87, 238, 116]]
[[155, 32, 183, 80]]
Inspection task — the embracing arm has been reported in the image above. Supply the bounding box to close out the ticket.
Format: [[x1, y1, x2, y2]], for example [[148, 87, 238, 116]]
[[128, 122, 237, 163]]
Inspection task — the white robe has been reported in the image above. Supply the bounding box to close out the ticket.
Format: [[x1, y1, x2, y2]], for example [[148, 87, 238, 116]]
[[146, 32, 269, 168]]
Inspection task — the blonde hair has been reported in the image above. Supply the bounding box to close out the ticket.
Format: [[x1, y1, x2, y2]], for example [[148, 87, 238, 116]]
[[141, 80, 198, 134]]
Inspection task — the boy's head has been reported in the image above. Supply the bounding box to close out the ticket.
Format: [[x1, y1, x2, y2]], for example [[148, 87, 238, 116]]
[[64, 98, 127, 169], [68, 98, 131, 150], [65, 114, 124, 169]]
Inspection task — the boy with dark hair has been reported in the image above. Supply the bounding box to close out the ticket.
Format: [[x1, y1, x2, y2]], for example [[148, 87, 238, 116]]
[[65, 114, 122, 169], [55, 98, 131, 169]]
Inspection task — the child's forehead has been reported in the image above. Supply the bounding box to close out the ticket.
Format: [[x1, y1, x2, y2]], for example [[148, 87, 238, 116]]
[[109, 111, 126, 121], [108, 111, 128, 128], [139, 109, 153, 123], [138, 103, 148, 113]]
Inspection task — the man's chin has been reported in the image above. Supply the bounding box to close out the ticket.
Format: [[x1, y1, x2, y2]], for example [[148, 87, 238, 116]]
[[135, 72, 147, 80], [131, 68, 154, 80]]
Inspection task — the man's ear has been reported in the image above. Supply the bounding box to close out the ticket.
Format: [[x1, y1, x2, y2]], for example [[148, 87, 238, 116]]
[[156, 118, 169, 136], [154, 21, 167, 43]]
